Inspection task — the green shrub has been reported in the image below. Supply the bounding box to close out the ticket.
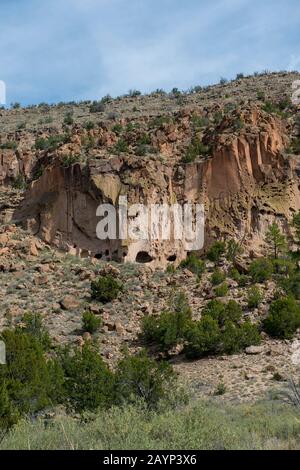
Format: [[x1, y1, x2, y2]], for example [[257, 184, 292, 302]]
[[113, 138, 129, 154], [35, 134, 68, 151], [63, 112, 74, 125], [214, 282, 228, 297], [273, 258, 296, 277], [224, 300, 243, 323], [214, 383, 226, 395], [237, 274, 248, 287], [292, 211, 300, 244], [12, 174, 27, 190], [290, 138, 300, 155], [91, 275, 123, 303], [257, 90, 265, 101], [112, 123, 123, 135], [0, 141, 18, 151], [191, 114, 209, 129], [141, 292, 192, 351], [89, 101, 105, 113], [81, 135, 95, 150], [0, 381, 19, 436], [128, 89, 141, 97], [280, 272, 300, 299], [233, 118, 244, 131], [229, 267, 241, 281], [263, 297, 300, 339], [213, 111, 223, 125], [249, 258, 273, 283], [262, 100, 290, 116], [61, 344, 114, 414], [221, 320, 261, 354], [184, 316, 221, 359], [61, 154, 80, 167], [137, 133, 151, 145], [239, 321, 261, 348], [83, 121, 95, 130], [21, 312, 51, 351], [226, 239, 243, 263], [82, 311, 102, 334], [272, 258, 295, 276], [211, 268, 226, 286], [202, 300, 225, 324], [0, 329, 64, 416], [180, 253, 206, 277], [228, 268, 248, 286], [115, 350, 177, 410], [262, 101, 279, 114], [202, 300, 242, 326], [135, 143, 156, 156], [207, 241, 226, 265], [150, 115, 172, 128], [247, 286, 263, 309], [182, 138, 211, 163]]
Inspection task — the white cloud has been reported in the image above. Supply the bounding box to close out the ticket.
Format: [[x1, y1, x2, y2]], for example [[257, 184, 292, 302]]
[[0, 0, 299, 103]]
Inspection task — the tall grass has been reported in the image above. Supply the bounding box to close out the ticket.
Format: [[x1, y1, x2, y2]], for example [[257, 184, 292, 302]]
[[1, 400, 300, 450]]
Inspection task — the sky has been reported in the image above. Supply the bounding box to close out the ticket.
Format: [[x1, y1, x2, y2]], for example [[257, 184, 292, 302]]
[[0, 0, 300, 105]]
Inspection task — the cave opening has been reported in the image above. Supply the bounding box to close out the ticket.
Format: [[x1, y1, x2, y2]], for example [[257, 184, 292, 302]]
[[135, 251, 153, 263]]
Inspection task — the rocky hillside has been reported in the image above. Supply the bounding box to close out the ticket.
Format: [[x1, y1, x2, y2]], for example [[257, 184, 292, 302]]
[[1, 71, 300, 267], [1, 71, 300, 404]]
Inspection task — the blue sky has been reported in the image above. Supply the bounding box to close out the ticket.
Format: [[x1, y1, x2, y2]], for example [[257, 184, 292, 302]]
[[0, 0, 299, 105]]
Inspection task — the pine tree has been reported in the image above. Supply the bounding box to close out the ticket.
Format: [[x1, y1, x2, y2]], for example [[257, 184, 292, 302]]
[[265, 223, 287, 259]]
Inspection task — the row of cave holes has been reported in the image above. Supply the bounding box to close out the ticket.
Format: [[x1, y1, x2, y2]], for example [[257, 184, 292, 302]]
[[73, 244, 178, 264], [135, 252, 177, 263], [93, 250, 177, 264]]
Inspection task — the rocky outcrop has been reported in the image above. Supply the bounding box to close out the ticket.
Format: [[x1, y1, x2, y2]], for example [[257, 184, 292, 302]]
[[0, 71, 299, 267], [10, 105, 300, 267]]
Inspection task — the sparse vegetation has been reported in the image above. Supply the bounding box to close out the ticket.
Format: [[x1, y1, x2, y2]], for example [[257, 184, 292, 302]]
[[82, 311, 102, 334], [249, 258, 274, 283], [141, 292, 192, 351], [35, 134, 68, 151], [263, 297, 300, 339], [113, 138, 129, 154], [247, 286, 263, 309], [182, 138, 211, 163], [89, 101, 105, 113], [2, 400, 300, 450], [0, 141, 18, 150], [179, 253, 206, 277], [210, 268, 226, 286], [90, 275, 123, 303], [207, 241, 226, 265], [265, 223, 287, 259]]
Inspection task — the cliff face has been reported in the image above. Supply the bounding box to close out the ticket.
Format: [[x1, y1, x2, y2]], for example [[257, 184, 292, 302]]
[[10, 107, 300, 267], [1, 72, 300, 267]]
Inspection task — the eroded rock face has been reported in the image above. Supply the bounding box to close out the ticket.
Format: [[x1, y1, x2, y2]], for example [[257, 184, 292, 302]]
[[1, 70, 299, 268], [11, 106, 300, 267]]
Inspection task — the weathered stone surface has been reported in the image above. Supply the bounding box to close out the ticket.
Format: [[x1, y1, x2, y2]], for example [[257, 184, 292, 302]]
[[245, 345, 265, 355], [60, 295, 81, 311]]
